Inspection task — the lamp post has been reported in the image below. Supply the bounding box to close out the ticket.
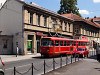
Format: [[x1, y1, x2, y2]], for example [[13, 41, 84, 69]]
[[0, 31, 2, 54], [48, 21, 62, 37]]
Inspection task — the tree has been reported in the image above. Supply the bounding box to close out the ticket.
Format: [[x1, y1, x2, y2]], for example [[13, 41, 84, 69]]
[[58, 0, 81, 16]]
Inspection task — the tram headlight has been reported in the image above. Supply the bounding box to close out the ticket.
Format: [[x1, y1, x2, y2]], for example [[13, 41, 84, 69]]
[[47, 50, 49, 52]]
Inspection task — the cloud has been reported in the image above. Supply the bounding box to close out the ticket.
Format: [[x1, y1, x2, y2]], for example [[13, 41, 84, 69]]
[[0, 0, 6, 4], [21, 0, 25, 1], [0, 0, 25, 3], [93, 0, 100, 3], [79, 10, 90, 15]]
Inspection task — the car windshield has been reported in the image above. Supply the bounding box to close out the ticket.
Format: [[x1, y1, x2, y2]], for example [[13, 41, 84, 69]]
[[77, 48, 84, 51]]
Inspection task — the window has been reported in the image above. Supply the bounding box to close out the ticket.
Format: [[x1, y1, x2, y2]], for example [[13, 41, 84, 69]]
[[73, 41, 76, 46], [60, 21, 63, 30], [78, 42, 81, 46], [70, 41, 73, 46], [69, 24, 71, 32], [37, 15, 40, 26], [86, 42, 89, 46], [67, 41, 70, 46], [30, 13, 33, 24], [41, 38, 54, 46], [64, 41, 67, 46], [74, 27, 79, 34], [60, 41, 63, 46], [82, 27, 84, 34], [55, 41, 59, 46], [3, 39, 8, 48], [52, 19, 57, 30], [44, 16, 47, 27], [65, 23, 67, 31]]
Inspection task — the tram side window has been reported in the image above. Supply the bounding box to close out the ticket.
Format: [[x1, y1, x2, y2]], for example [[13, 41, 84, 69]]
[[81, 42, 83, 46], [67, 41, 70, 46], [83, 42, 85, 46], [49, 41, 54, 46], [82, 42, 85, 46], [85, 42, 87, 46], [73, 41, 76, 46], [70, 41, 73, 46], [64, 41, 67, 46], [41, 39, 54, 46], [55, 41, 59, 46], [60, 41, 63, 46], [82, 42, 84, 46], [86, 42, 89, 46], [78, 42, 81, 46]]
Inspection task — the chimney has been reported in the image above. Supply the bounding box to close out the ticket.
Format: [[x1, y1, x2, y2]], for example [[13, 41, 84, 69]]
[[87, 17, 89, 19], [30, 2, 32, 4], [94, 16, 96, 18]]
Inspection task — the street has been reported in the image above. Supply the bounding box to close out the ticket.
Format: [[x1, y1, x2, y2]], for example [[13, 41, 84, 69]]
[[4, 56, 80, 75]]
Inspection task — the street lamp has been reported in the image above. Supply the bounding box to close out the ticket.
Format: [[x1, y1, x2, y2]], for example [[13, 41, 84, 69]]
[[48, 21, 62, 37], [0, 31, 2, 54]]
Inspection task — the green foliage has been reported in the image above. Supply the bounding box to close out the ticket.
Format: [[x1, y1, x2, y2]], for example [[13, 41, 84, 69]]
[[58, 0, 81, 16]]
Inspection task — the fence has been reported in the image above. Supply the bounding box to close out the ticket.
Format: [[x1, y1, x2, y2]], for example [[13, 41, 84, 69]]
[[89, 50, 97, 57], [12, 55, 81, 75]]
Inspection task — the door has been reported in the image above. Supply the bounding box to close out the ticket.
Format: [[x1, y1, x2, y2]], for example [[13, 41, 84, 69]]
[[27, 35, 33, 53], [37, 40, 40, 53], [27, 40, 32, 52]]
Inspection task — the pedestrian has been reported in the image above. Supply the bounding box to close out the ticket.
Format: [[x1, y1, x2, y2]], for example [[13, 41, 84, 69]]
[[96, 43, 100, 62], [16, 46, 19, 57]]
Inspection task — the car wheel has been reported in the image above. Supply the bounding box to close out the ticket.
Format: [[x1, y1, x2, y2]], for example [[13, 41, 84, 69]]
[[0, 72, 4, 75]]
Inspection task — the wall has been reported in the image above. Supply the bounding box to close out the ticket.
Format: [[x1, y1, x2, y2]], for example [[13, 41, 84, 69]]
[[0, 0, 24, 54], [0, 36, 13, 54]]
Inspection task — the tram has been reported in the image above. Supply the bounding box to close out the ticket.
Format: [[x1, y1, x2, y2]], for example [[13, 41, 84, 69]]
[[40, 37, 89, 57]]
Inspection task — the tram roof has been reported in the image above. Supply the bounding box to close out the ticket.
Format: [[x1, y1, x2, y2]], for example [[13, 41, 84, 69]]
[[42, 37, 74, 41], [42, 37, 88, 42], [75, 39, 89, 42]]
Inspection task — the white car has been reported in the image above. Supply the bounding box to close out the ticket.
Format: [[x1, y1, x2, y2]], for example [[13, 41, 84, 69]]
[[0, 57, 4, 75]]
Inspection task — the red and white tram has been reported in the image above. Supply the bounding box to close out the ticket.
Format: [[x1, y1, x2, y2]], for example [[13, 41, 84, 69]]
[[40, 37, 89, 57]]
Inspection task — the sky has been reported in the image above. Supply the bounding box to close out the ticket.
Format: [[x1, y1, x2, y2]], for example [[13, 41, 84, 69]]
[[0, 0, 100, 18]]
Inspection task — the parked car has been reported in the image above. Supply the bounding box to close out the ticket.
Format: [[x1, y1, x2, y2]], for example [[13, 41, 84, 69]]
[[0, 57, 5, 75], [73, 48, 89, 58]]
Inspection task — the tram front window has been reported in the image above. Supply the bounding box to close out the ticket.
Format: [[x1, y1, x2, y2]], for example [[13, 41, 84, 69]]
[[41, 39, 53, 46]]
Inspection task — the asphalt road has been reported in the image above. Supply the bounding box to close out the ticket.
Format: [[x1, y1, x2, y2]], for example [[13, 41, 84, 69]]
[[4, 56, 81, 75]]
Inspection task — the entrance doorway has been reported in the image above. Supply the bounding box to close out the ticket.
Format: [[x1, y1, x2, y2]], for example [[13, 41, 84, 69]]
[[36, 40, 40, 53], [36, 36, 41, 53], [27, 35, 33, 53]]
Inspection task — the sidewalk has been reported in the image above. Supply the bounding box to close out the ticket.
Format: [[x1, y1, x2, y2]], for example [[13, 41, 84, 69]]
[[44, 57, 100, 75], [0, 53, 41, 62]]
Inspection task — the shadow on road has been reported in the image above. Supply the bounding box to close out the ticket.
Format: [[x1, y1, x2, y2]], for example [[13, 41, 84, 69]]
[[32, 55, 67, 59], [32, 56, 52, 59], [94, 68, 100, 71]]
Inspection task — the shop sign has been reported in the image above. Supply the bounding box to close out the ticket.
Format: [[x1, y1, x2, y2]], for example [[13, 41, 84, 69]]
[[36, 32, 47, 37], [36, 32, 43, 36]]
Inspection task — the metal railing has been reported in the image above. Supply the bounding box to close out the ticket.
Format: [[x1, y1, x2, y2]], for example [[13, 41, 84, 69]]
[[12, 55, 81, 75]]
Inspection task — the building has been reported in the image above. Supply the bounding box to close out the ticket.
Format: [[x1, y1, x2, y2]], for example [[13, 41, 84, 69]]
[[0, 0, 99, 55], [0, 0, 73, 55], [62, 13, 100, 42], [86, 17, 100, 43]]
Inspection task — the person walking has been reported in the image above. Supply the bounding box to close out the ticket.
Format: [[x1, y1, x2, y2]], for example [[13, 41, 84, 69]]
[[96, 43, 100, 62]]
